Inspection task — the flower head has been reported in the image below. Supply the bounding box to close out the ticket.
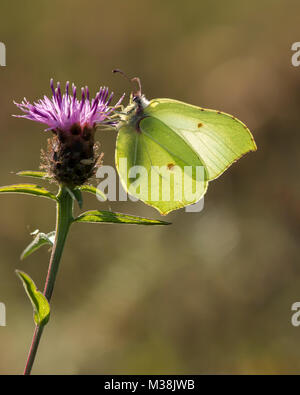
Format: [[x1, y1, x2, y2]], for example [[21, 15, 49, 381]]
[[14, 80, 124, 187], [14, 79, 124, 132]]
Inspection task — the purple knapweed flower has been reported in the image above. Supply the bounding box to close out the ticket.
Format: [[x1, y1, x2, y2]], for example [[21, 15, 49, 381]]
[[14, 80, 124, 187], [14, 79, 124, 132]]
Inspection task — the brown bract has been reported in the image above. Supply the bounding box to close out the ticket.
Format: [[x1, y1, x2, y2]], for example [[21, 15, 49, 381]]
[[41, 124, 103, 187]]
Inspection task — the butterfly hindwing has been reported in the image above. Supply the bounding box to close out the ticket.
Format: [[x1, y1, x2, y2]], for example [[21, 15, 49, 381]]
[[116, 116, 208, 215]]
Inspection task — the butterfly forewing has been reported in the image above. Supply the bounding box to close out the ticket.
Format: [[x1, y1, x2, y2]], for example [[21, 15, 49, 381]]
[[145, 99, 257, 181]]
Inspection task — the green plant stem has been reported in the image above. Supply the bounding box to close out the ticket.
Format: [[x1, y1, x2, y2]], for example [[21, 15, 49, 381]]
[[23, 186, 74, 375]]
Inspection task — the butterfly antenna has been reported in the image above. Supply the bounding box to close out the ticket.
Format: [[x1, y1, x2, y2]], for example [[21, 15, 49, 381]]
[[112, 69, 142, 97], [130, 77, 142, 98]]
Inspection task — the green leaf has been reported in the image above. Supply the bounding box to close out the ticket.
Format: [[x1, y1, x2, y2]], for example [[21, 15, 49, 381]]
[[16, 170, 49, 179], [0, 184, 57, 201], [72, 188, 83, 209], [21, 231, 55, 260], [64, 187, 83, 208], [75, 210, 170, 225], [65, 186, 83, 209], [78, 185, 107, 202], [16, 270, 50, 326]]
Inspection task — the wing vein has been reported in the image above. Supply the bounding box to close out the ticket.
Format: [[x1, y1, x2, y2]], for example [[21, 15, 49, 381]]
[[133, 134, 138, 167]]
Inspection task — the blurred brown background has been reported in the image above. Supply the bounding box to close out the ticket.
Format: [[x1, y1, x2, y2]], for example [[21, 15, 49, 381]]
[[0, 0, 300, 374]]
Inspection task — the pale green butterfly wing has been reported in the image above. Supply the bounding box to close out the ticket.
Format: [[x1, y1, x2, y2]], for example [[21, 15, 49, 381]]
[[116, 116, 208, 215], [144, 99, 257, 180]]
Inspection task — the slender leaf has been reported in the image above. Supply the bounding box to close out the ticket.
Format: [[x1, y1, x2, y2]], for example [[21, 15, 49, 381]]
[[21, 231, 55, 260], [16, 170, 49, 179], [75, 210, 171, 225], [78, 185, 107, 202], [16, 270, 50, 326], [68, 187, 83, 209], [0, 184, 57, 201]]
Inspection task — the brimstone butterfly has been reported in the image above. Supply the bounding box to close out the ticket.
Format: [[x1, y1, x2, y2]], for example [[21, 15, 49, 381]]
[[114, 71, 257, 215]]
